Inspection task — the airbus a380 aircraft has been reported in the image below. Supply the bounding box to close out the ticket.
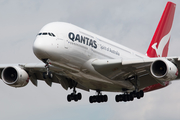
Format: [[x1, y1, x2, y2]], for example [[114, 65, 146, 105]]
[[0, 2, 179, 103]]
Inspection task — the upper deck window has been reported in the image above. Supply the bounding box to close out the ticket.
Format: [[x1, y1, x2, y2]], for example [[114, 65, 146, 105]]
[[37, 32, 56, 37]]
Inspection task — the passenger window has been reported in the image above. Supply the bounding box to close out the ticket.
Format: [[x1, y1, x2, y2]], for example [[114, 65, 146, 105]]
[[48, 33, 52, 36]]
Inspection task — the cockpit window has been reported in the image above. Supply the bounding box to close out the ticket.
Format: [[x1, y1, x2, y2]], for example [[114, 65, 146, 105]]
[[37, 32, 56, 37], [51, 33, 55, 37], [48, 33, 52, 36], [42, 33, 47, 35]]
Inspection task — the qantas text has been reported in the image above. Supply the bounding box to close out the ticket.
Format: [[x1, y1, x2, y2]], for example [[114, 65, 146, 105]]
[[68, 32, 97, 49]]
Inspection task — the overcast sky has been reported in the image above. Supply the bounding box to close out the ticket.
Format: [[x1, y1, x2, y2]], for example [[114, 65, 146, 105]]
[[0, 0, 180, 120]]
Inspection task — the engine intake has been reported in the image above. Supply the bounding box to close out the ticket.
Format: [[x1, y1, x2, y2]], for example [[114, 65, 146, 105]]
[[1, 66, 29, 87], [150, 59, 178, 81]]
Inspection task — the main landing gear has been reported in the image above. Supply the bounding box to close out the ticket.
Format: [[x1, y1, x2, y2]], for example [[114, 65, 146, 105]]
[[67, 92, 82, 102], [89, 90, 108, 103], [115, 75, 144, 102], [115, 90, 144, 102], [67, 82, 82, 102]]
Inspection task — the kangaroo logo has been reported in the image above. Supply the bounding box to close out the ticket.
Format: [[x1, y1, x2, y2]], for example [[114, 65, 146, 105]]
[[152, 43, 160, 57], [151, 30, 171, 57]]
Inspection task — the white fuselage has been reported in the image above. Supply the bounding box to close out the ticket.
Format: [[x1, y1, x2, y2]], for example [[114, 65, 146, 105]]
[[33, 22, 148, 92]]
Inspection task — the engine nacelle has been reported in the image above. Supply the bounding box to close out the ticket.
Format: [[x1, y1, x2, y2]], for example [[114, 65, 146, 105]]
[[1, 66, 29, 87], [150, 59, 178, 81]]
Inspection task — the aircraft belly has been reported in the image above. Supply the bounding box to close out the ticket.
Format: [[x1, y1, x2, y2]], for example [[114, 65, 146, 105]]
[[65, 68, 134, 92]]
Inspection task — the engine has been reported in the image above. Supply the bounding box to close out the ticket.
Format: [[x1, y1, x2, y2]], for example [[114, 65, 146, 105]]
[[1, 66, 29, 87], [150, 59, 178, 81]]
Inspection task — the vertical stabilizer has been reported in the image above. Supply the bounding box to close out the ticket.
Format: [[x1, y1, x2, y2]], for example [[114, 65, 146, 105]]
[[146, 2, 176, 57]]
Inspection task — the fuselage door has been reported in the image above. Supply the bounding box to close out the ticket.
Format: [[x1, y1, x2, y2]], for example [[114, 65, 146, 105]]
[[56, 33, 68, 49], [64, 39, 69, 49]]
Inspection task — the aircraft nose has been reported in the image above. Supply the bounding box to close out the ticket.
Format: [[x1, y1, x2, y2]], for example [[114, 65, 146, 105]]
[[33, 37, 50, 60]]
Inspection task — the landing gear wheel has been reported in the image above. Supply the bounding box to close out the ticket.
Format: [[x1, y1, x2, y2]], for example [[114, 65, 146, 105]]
[[67, 92, 82, 102], [115, 90, 144, 103], [43, 71, 53, 79], [129, 93, 134, 101], [67, 94, 72, 102], [89, 93, 108, 103], [103, 95, 108, 102], [139, 90, 144, 98], [67, 93, 82, 102], [122, 94, 127, 102], [77, 93, 82, 100], [136, 90, 144, 99], [43, 72, 47, 79], [136, 92, 141, 99], [97, 96, 101, 103], [89, 95, 95, 103], [74, 95, 78, 102], [115, 95, 119, 102], [47, 72, 53, 79], [116, 92, 135, 102]]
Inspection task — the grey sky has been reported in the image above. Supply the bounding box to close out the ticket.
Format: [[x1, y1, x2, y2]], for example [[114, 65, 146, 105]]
[[0, 0, 180, 120]]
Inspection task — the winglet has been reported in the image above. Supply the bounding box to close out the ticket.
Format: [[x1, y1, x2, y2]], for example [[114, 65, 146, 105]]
[[146, 2, 176, 57]]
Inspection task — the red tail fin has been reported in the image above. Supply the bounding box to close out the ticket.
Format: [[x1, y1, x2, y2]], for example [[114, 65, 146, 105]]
[[146, 2, 176, 58]]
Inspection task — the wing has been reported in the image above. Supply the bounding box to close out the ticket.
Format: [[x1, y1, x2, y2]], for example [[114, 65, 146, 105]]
[[92, 57, 179, 90], [0, 63, 89, 91], [0, 56, 179, 92]]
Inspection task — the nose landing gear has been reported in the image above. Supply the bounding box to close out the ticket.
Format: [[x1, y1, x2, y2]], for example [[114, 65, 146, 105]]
[[44, 62, 53, 79], [42, 59, 53, 79]]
